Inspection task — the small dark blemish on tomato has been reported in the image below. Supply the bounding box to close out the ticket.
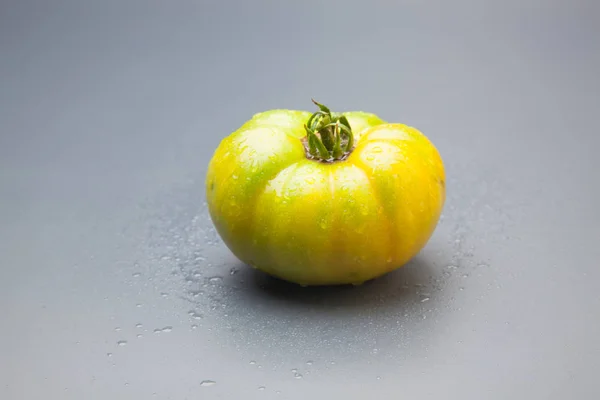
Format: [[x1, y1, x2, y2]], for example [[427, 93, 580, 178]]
[[210, 181, 215, 191]]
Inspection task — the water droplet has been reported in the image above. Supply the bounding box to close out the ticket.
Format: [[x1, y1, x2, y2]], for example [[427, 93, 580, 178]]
[[188, 311, 203, 320], [136, 303, 143, 308], [366, 155, 374, 161], [459, 287, 465, 291], [421, 297, 430, 303], [249, 360, 256, 365], [162, 326, 173, 333], [376, 376, 382, 380], [319, 220, 327, 229], [462, 273, 469, 278], [306, 360, 313, 365], [258, 386, 265, 391], [372, 146, 382, 153], [117, 340, 127, 346], [137, 334, 143, 338], [294, 372, 303, 379], [291, 368, 297, 373], [160, 292, 169, 298], [191, 324, 198, 330], [135, 323, 143, 328], [232, 174, 239, 180], [200, 380, 216, 387], [276, 391, 281, 395], [154, 328, 161, 334], [230, 268, 238, 275], [107, 353, 113, 357], [115, 327, 121, 332], [386, 257, 393, 263], [330, 361, 336, 365], [305, 177, 315, 184], [132, 272, 141, 278], [209, 276, 222, 283]]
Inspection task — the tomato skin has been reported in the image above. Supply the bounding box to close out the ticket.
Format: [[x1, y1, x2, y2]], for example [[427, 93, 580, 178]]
[[206, 109, 445, 286]]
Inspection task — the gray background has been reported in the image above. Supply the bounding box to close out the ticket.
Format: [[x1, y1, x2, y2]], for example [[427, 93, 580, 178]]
[[1, 0, 599, 399]]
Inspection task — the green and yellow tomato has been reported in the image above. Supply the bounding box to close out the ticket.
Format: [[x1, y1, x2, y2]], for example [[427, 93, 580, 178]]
[[206, 100, 445, 286]]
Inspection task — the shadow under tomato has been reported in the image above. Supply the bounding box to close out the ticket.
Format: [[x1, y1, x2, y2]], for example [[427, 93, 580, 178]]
[[239, 255, 437, 310], [179, 249, 451, 364]]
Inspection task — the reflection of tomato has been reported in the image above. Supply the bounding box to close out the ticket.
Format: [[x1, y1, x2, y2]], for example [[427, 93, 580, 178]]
[[206, 100, 445, 286]]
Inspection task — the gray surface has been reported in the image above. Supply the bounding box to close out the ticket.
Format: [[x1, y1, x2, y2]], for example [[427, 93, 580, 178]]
[[1, 0, 599, 399]]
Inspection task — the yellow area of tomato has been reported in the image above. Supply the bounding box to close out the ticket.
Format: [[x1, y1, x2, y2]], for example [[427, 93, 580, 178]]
[[206, 110, 445, 286]]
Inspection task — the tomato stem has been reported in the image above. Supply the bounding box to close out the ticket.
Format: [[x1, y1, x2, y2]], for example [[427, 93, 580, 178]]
[[303, 99, 354, 162]]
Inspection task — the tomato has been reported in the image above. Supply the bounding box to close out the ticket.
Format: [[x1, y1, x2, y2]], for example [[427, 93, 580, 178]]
[[206, 100, 445, 286]]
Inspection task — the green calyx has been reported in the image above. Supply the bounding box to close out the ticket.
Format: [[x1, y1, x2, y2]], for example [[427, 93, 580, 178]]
[[303, 99, 354, 162]]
